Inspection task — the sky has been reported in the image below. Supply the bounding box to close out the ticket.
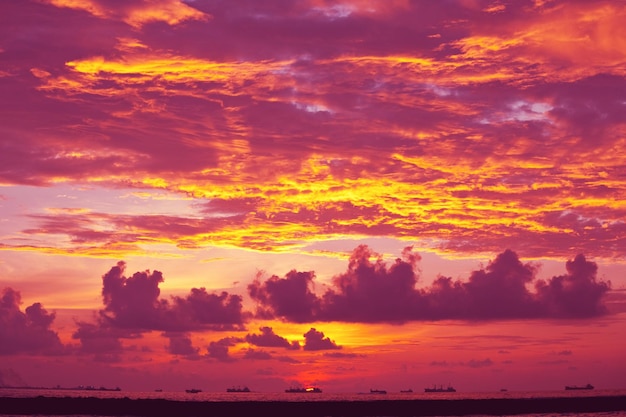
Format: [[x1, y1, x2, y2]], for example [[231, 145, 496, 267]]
[[1, 0, 625, 394]]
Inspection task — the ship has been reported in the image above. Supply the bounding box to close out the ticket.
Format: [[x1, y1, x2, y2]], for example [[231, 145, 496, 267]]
[[227, 386, 251, 392], [370, 389, 387, 394], [424, 385, 456, 393], [400, 389, 414, 393], [565, 384, 594, 390], [285, 386, 322, 393], [80, 386, 121, 392], [185, 389, 202, 393]]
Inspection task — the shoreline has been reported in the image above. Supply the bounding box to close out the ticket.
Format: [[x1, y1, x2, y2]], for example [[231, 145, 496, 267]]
[[1, 395, 626, 416]]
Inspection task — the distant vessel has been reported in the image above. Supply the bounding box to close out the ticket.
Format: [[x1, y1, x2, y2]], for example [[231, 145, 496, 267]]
[[154, 389, 163, 392], [226, 386, 251, 392], [400, 389, 413, 393], [185, 389, 202, 394], [370, 389, 387, 394], [80, 386, 121, 392], [285, 386, 322, 393], [565, 384, 594, 390], [424, 385, 456, 393]]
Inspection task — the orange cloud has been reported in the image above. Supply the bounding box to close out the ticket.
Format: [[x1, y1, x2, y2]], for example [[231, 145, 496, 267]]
[[43, 0, 209, 28]]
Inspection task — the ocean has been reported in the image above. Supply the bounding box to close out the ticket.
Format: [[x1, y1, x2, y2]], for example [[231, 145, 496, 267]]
[[1, 387, 625, 417]]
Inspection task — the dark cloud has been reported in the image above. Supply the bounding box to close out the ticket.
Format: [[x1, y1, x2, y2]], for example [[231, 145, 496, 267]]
[[245, 326, 300, 350], [72, 261, 249, 357], [303, 328, 341, 351], [323, 352, 365, 358], [466, 358, 494, 368], [99, 261, 248, 331], [164, 332, 200, 358], [320, 245, 422, 322], [449, 249, 539, 319], [72, 322, 131, 355], [249, 246, 611, 322], [535, 254, 610, 317], [207, 337, 240, 362], [243, 349, 273, 360], [171, 287, 248, 331], [248, 270, 320, 322], [0, 287, 63, 355]]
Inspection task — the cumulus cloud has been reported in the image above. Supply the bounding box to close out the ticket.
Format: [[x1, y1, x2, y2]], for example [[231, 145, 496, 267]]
[[249, 246, 610, 322], [427, 249, 540, 319], [248, 270, 320, 323], [207, 337, 240, 362], [73, 261, 249, 357], [72, 322, 130, 355], [164, 332, 200, 358], [303, 328, 341, 351], [245, 326, 300, 350], [535, 254, 610, 317], [0, 287, 63, 355], [97, 261, 248, 332], [320, 245, 423, 322]]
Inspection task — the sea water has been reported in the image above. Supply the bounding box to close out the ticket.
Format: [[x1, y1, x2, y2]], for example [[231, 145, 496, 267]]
[[1, 387, 625, 416]]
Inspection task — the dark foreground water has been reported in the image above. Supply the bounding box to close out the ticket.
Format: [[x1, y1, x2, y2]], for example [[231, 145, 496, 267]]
[[1, 387, 625, 417]]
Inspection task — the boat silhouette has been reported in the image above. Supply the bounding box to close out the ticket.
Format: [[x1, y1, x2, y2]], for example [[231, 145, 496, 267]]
[[424, 385, 456, 393], [285, 386, 322, 393], [565, 384, 594, 390], [226, 386, 251, 392], [370, 389, 387, 394], [185, 389, 202, 394], [400, 389, 413, 393]]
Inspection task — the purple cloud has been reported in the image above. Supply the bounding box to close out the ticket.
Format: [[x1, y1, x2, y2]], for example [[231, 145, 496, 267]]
[[243, 349, 273, 360], [249, 246, 610, 322], [71, 261, 249, 357], [72, 322, 130, 355], [164, 332, 200, 358], [303, 328, 341, 351], [320, 245, 423, 322], [207, 337, 240, 362], [99, 261, 248, 331], [0, 288, 63, 355], [535, 254, 610, 317], [248, 270, 320, 322], [466, 358, 494, 368], [245, 326, 300, 350]]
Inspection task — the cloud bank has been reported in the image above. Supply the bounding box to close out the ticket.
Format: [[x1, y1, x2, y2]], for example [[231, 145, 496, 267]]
[[249, 246, 611, 322], [1, 0, 624, 259]]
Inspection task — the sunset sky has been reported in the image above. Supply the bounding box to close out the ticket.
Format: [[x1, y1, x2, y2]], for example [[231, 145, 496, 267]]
[[1, 0, 625, 394]]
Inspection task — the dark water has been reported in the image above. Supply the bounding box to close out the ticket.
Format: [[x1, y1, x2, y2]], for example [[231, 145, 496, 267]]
[[1, 387, 625, 416]]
